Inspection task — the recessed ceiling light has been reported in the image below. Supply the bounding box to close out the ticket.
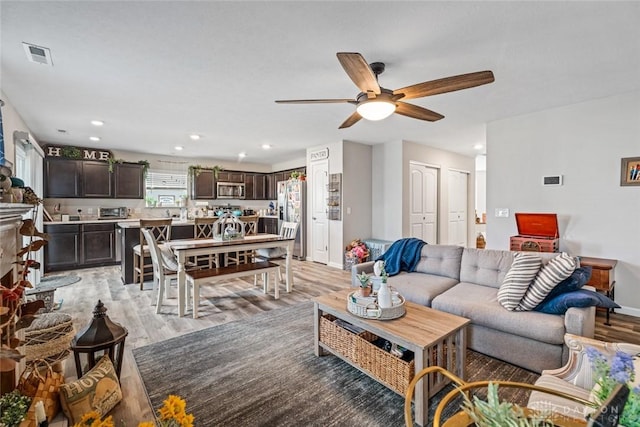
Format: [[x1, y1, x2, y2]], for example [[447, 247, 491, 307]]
[[89, 136, 101, 142], [238, 152, 247, 158], [262, 144, 272, 150], [473, 144, 484, 150], [174, 146, 183, 151], [91, 120, 104, 126], [189, 134, 201, 141]]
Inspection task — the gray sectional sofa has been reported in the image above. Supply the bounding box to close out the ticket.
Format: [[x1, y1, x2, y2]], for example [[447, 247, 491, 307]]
[[351, 245, 596, 373]]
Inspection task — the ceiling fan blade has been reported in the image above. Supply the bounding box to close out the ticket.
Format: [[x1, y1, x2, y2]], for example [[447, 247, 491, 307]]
[[336, 52, 381, 95], [275, 98, 355, 104], [395, 102, 444, 122], [338, 111, 362, 129], [394, 71, 495, 100]]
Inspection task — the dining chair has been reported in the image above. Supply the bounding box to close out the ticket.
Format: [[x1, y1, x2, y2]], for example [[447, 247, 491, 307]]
[[133, 219, 172, 290], [193, 217, 220, 269], [254, 221, 299, 286], [141, 228, 180, 314], [230, 214, 260, 265]]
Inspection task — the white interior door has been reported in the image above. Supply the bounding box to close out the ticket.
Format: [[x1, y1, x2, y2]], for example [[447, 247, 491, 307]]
[[310, 160, 328, 264], [409, 162, 438, 244], [447, 169, 468, 247]]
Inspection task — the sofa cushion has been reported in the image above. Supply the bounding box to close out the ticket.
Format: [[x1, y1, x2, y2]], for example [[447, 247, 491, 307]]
[[388, 272, 459, 307], [518, 252, 578, 311], [537, 266, 592, 305], [459, 248, 515, 288], [535, 289, 620, 315], [432, 282, 566, 344], [414, 245, 464, 280], [497, 252, 542, 310]]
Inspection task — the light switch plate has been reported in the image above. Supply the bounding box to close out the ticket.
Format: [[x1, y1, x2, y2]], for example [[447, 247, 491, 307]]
[[495, 208, 509, 218]]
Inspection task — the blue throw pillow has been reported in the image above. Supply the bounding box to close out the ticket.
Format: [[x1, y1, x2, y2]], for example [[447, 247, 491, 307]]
[[537, 266, 593, 307], [534, 289, 620, 315]]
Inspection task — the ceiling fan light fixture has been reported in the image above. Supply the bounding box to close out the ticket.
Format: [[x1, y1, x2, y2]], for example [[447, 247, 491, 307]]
[[356, 99, 396, 121]]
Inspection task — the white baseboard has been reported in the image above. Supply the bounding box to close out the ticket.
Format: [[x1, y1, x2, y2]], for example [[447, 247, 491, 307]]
[[328, 261, 344, 270], [616, 305, 640, 318]]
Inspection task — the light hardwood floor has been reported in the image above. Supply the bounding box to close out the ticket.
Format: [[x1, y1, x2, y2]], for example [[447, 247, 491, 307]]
[[50, 261, 640, 425]]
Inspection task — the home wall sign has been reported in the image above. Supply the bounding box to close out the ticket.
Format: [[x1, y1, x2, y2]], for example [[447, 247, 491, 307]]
[[44, 144, 113, 161], [309, 147, 329, 162]]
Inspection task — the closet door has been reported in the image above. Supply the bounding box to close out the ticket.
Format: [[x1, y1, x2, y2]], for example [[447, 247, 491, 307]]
[[409, 162, 438, 244], [447, 169, 468, 247]]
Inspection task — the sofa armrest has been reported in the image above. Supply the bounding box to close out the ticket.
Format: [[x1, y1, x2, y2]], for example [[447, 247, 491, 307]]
[[350, 261, 375, 287], [564, 306, 595, 339]]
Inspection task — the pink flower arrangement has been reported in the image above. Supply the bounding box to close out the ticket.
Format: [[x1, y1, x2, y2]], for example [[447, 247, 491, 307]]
[[345, 239, 370, 262]]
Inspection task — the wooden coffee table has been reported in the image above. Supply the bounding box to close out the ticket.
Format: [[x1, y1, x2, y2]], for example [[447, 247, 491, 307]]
[[313, 290, 470, 427]]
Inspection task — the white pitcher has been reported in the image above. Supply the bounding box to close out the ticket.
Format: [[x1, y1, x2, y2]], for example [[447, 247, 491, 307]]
[[377, 281, 392, 309]]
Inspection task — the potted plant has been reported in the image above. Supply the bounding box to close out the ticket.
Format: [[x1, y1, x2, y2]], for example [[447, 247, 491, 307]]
[[356, 272, 372, 297], [145, 196, 157, 207]]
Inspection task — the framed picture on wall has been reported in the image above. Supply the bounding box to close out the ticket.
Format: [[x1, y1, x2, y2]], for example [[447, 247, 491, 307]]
[[158, 195, 175, 206], [620, 157, 640, 186]]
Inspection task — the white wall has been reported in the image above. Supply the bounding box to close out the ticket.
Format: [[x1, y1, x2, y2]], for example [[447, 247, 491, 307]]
[[402, 141, 476, 245], [487, 90, 640, 315], [372, 141, 403, 240], [1, 91, 34, 168], [342, 141, 372, 250]]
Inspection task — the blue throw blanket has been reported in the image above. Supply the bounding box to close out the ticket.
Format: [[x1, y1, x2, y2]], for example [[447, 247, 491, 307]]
[[376, 238, 427, 276]]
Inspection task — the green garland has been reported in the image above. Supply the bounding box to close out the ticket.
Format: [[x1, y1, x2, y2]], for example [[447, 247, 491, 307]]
[[107, 157, 123, 172], [137, 160, 150, 178], [188, 164, 222, 179], [61, 146, 82, 159], [0, 390, 31, 427]]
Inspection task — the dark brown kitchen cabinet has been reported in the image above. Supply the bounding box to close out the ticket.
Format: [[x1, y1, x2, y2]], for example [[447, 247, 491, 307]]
[[217, 171, 245, 183], [45, 159, 82, 198], [244, 173, 265, 200], [115, 162, 144, 199], [82, 223, 115, 265], [82, 161, 113, 198], [44, 224, 81, 271], [191, 169, 216, 199], [44, 223, 117, 272], [259, 217, 278, 234]]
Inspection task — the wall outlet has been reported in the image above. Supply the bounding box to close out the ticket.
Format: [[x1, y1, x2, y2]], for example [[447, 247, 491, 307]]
[[346, 207, 351, 215], [87, 208, 94, 214], [495, 208, 509, 218]]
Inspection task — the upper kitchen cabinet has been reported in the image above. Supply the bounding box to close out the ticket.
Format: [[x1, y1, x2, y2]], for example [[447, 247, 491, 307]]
[[115, 162, 144, 199], [217, 171, 245, 183], [44, 158, 144, 199], [82, 161, 113, 198], [244, 173, 265, 200], [191, 169, 216, 200], [45, 159, 82, 198]]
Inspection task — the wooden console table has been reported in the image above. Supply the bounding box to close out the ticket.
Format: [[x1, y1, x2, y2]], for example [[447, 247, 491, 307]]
[[578, 256, 617, 326]]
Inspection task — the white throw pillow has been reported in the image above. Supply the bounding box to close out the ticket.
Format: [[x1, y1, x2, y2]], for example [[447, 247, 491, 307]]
[[516, 252, 577, 311], [497, 252, 542, 311]]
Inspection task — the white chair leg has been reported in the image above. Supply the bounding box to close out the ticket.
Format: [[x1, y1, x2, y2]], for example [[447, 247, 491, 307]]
[[273, 272, 279, 300], [192, 282, 199, 319], [262, 272, 269, 294], [155, 277, 165, 314]]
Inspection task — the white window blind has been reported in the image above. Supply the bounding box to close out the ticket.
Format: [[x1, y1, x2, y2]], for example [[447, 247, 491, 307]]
[[145, 170, 187, 190]]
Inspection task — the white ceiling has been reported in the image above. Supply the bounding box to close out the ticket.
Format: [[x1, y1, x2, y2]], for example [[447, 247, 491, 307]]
[[2, 1, 639, 165]]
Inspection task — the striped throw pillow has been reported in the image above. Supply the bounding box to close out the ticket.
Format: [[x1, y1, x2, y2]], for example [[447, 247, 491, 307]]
[[517, 252, 577, 311], [497, 253, 542, 311]]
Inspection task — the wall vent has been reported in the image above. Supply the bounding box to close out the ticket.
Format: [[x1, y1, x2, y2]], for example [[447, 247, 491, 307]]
[[22, 42, 53, 66]]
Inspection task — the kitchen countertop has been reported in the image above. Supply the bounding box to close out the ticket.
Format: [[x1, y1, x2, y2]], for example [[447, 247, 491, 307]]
[[44, 215, 280, 226]]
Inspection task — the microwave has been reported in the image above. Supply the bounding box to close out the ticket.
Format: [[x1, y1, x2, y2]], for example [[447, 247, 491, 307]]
[[217, 182, 245, 199], [99, 206, 128, 219]]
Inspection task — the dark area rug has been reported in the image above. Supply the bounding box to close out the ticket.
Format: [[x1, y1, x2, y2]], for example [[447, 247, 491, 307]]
[[133, 302, 539, 427]]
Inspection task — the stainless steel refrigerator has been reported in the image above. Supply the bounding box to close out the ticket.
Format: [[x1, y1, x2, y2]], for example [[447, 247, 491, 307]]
[[277, 180, 306, 259]]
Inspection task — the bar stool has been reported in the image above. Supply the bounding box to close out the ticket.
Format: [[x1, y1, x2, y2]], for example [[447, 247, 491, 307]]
[[132, 219, 172, 290]]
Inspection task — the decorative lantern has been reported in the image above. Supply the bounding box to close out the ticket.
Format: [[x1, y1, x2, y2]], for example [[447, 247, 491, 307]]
[[70, 300, 128, 379], [213, 212, 245, 241]]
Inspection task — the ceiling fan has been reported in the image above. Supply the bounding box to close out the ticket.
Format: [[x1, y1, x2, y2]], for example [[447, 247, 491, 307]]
[[275, 52, 495, 129]]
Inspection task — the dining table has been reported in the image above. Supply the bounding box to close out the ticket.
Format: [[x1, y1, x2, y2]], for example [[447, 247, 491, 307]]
[[164, 233, 296, 317]]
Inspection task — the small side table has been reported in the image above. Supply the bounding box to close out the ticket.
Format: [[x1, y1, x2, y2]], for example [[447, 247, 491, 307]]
[[578, 256, 617, 326]]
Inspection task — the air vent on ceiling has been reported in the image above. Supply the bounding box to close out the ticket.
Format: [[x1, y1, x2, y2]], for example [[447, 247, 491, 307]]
[[22, 42, 53, 66]]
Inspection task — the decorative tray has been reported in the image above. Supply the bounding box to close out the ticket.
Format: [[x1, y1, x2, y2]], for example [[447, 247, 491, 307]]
[[347, 291, 406, 320]]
